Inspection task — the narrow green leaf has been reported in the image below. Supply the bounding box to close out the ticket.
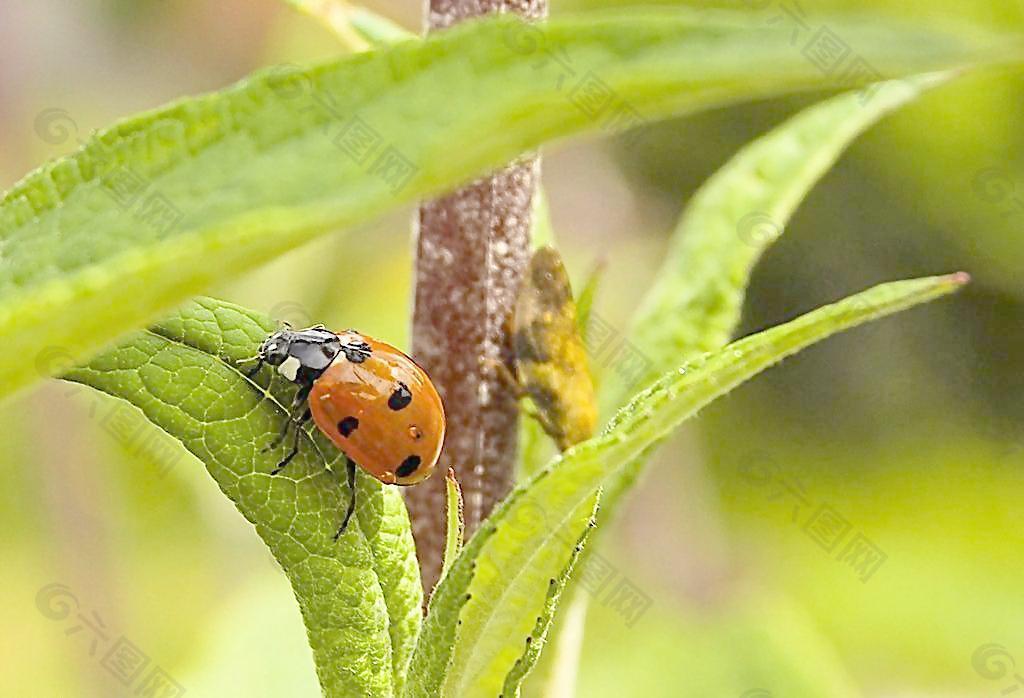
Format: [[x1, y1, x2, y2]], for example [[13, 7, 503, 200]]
[[409, 272, 967, 696], [595, 75, 959, 529], [530, 188, 556, 250], [499, 508, 596, 698], [2, 11, 1013, 400], [517, 399, 553, 481], [622, 73, 952, 407], [441, 468, 465, 584], [284, 0, 414, 49], [519, 590, 588, 698], [344, 6, 414, 46], [64, 297, 423, 697], [573, 258, 605, 344], [530, 78, 962, 696], [406, 484, 598, 698], [539, 79, 949, 694]]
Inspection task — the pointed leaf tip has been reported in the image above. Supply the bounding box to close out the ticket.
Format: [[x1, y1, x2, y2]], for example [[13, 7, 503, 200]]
[[441, 467, 466, 586]]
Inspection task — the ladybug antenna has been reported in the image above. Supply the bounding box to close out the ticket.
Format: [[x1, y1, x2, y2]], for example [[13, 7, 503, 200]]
[[236, 352, 265, 378]]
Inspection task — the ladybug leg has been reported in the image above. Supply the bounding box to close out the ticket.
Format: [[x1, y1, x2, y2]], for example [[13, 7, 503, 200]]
[[334, 460, 357, 540], [266, 385, 312, 450], [267, 385, 313, 474], [270, 407, 312, 475], [238, 355, 264, 379], [266, 412, 294, 452]]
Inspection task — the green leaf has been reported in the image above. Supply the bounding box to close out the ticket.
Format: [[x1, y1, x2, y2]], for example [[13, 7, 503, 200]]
[[284, 0, 414, 50], [519, 589, 589, 698], [621, 73, 953, 408], [517, 398, 554, 481], [408, 272, 967, 696], [63, 297, 423, 698], [343, 6, 413, 46], [441, 468, 465, 583], [594, 75, 959, 529], [573, 258, 605, 340], [499, 506, 597, 698], [540, 79, 954, 696], [406, 485, 598, 698], [530, 188, 556, 250], [1, 10, 1014, 401]]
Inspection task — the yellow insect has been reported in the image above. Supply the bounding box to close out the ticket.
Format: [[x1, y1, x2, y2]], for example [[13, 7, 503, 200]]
[[512, 246, 597, 450]]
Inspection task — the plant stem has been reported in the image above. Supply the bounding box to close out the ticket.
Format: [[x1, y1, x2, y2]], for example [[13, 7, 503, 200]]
[[405, 0, 546, 594]]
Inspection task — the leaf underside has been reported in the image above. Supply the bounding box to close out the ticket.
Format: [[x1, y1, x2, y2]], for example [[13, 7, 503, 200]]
[[1, 9, 1014, 400]]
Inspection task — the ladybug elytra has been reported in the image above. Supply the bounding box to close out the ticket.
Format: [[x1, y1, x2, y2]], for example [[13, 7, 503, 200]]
[[243, 324, 445, 538]]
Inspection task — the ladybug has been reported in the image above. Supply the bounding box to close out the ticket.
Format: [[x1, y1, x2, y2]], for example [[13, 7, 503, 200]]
[[242, 324, 445, 538]]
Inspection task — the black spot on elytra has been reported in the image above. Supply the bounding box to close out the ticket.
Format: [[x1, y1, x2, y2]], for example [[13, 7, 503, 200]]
[[388, 382, 412, 411], [342, 340, 372, 363], [396, 455, 421, 478], [337, 416, 359, 437]]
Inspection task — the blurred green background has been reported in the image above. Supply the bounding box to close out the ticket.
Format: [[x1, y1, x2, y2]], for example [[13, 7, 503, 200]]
[[2, 1, 1023, 696]]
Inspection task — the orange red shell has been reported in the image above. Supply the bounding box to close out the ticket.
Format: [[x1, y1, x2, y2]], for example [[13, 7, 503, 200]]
[[309, 333, 445, 486]]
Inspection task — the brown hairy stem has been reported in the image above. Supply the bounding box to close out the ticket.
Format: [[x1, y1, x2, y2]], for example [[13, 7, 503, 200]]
[[405, 0, 546, 594]]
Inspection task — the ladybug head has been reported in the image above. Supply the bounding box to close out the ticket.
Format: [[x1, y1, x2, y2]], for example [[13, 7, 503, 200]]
[[253, 325, 343, 386], [258, 330, 293, 367]]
